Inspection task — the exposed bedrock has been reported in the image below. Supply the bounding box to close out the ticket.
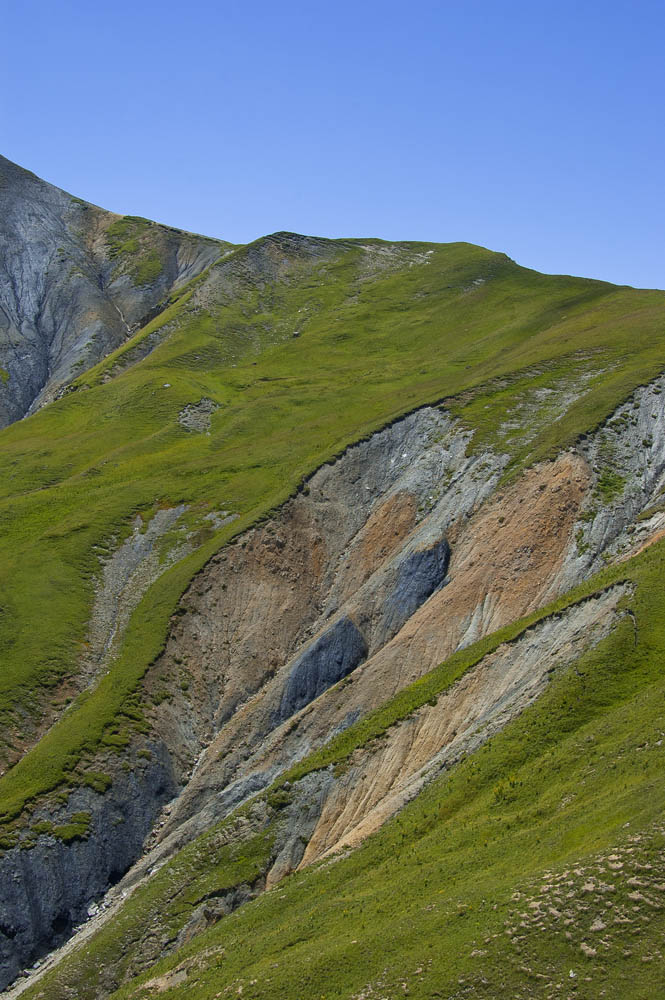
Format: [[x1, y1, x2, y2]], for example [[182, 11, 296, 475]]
[[147, 378, 665, 858], [0, 155, 222, 426], [149, 453, 589, 855], [275, 616, 368, 724], [146, 408, 505, 847], [557, 375, 665, 587], [139, 407, 494, 781], [380, 537, 450, 641], [0, 742, 176, 991]]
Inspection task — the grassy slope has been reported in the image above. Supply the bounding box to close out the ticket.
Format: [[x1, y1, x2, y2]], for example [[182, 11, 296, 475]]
[[24, 524, 665, 1000], [1, 238, 665, 823]]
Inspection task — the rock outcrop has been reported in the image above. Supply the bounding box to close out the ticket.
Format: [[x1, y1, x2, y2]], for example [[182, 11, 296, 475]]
[[276, 616, 368, 724], [0, 741, 176, 990], [0, 155, 224, 426]]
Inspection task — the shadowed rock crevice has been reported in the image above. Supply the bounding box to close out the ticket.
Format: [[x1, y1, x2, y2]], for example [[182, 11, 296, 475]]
[[0, 742, 176, 990]]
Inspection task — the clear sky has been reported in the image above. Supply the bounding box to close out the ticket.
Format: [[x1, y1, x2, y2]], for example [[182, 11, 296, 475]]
[[2, 0, 664, 288]]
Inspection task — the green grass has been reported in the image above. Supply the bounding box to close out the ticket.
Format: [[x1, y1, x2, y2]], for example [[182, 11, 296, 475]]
[[21, 534, 665, 1000], [105, 216, 152, 257], [1, 237, 665, 824], [51, 810, 92, 844], [596, 468, 627, 502], [104, 215, 165, 286], [131, 248, 162, 286]]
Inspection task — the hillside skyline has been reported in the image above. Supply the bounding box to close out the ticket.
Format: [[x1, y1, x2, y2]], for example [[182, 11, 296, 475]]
[[3, 1, 664, 289]]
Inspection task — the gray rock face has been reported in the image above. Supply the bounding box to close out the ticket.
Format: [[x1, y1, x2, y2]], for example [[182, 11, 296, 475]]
[[381, 538, 450, 639], [0, 155, 224, 426], [266, 770, 336, 886], [276, 616, 368, 723], [0, 743, 176, 991], [556, 374, 665, 594]]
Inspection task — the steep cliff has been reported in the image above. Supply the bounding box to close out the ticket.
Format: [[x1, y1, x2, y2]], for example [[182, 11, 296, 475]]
[[0, 155, 225, 426]]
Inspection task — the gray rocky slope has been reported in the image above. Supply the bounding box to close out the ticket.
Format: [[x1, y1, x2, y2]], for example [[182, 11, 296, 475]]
[[0, 155, 226, 426]]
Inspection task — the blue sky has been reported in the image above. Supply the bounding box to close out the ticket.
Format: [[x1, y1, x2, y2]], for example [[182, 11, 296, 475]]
[[3, 0, 664, 288]]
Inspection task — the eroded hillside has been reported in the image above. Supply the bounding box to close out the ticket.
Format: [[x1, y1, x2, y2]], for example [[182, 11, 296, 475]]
[[1, 160, 665, 998], [4, 374, 665, 997]]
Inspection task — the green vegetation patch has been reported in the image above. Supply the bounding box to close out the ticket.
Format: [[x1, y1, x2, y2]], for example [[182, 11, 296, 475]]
[[52, 811, 92, 844], [104, 216, 164, 287], [595, 468, 627, 502], [131, 249, 162, 287], [77, 771, 113, 794], [105, 216, 151, 256]]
